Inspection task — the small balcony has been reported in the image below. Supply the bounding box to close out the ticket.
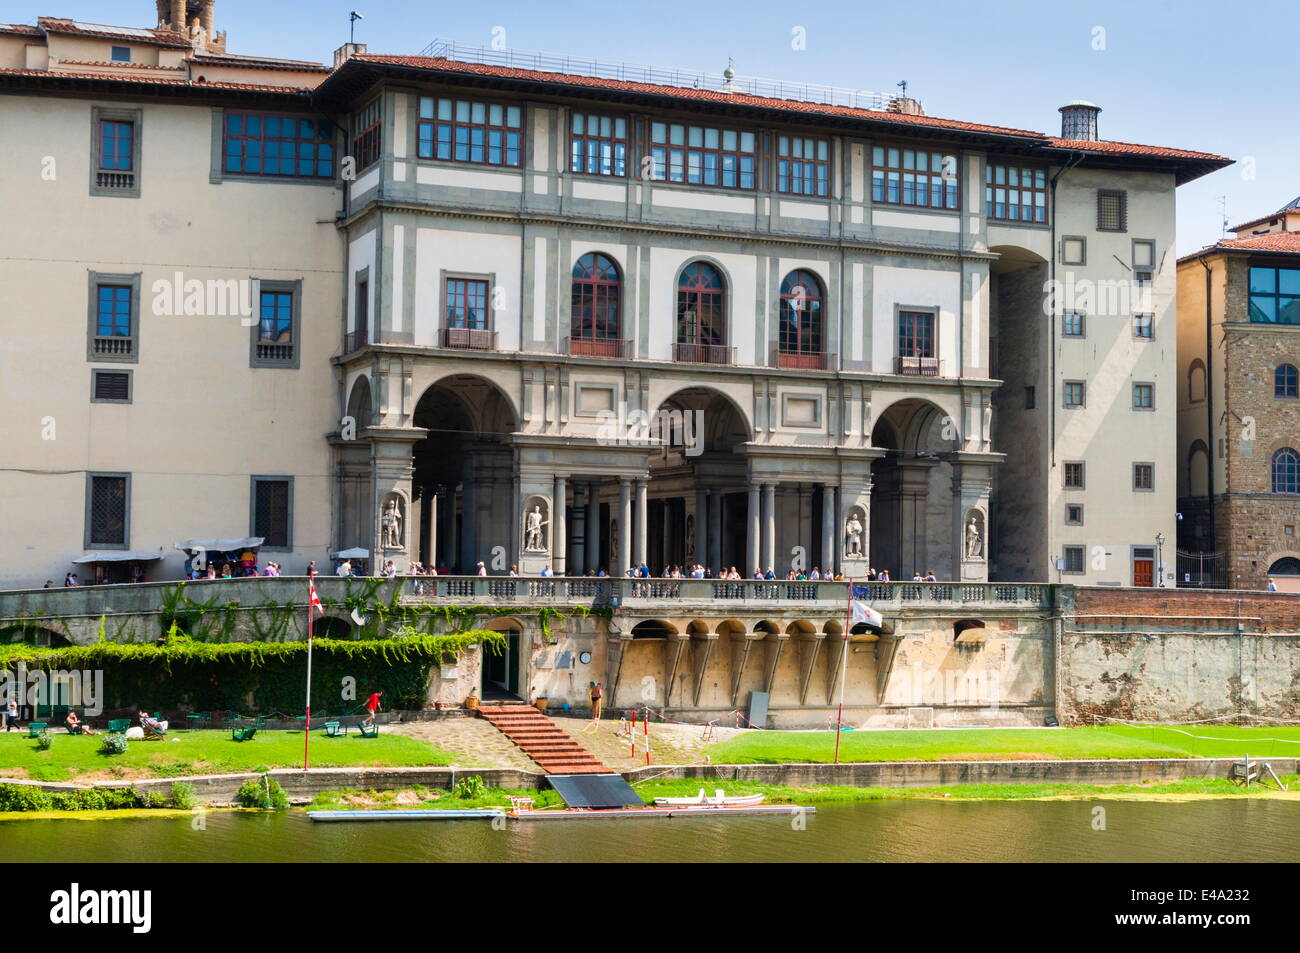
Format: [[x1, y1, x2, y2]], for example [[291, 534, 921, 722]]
[[438, 327, 497, 351], [774, 348, 836, 371], [256, 342, 295, 362], [95, 170, 136, 191], [673, 342, 735, 365], [92, 335, 134, 357], [896, 355, 942, 377], [343, 327, 369, 354], [565, 336, 631, 358]]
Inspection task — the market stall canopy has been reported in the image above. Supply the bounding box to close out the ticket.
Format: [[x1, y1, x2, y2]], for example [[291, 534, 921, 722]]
[[330, 548, 370, 559], [73, 551, 163, 563], [173, 537, 264, 552]]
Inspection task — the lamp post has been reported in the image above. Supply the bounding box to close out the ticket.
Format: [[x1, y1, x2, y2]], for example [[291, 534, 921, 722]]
[[1155, 532, 1167, 588]]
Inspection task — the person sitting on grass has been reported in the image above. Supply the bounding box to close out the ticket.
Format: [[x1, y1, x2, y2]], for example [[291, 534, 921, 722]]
[[64, 711, 97, 735]]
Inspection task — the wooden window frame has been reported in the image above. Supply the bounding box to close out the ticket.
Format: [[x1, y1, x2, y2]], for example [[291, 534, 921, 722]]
[[444, 275, 493, 331], [870, 144, 959, 210], [1132, 382, 1155, 411], [985, 162, 1048, 223], [775, 134, 830, 198], [417, 96, 523, 169], [250, 278, 302, 369], [1062, 380, 1086, 409], [1133, 462, 1155, 492], [570, 253, 622, 343], [778, 270, 825, 356], [221, 111, 336, 180], [648, 121, 757, 191], [86, 271, 140, 363], [569, 111, 628, 178], [1062, 311, 1086, 338], [351, 98, 382, 173], [1248, 264, 1300, 325], [1273, 448, 1300, 495], [90, 106, 141, 198]]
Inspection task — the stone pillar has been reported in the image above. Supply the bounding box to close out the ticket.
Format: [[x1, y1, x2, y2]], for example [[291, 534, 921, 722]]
[[822, 484, 836, 576], [366, 426, 425, 574], [585, 483, 600, 573], [618, 477, 632, 574], [747, 483, 761, 575], [553, 475, 567, 576], [761, 483, 776, 572], [634, 478, 648, 568], [707, 488, 723, 572], [694, 487, 708, 568], [951, 454, 996, 582]]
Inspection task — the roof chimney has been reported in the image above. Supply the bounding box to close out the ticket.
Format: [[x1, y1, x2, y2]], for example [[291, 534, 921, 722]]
[[334, 42, 367, 68], [1059, 100, 1101, 141]]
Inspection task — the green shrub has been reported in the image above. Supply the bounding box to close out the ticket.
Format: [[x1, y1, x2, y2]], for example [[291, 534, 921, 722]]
[[0, 783, 53, 812], [136, 789, 169, 809], [100, 734, 128, 756], [453, 775, 487, 800], [34, 731, 52, 751], [235, 775, 288, 810], [170, 782, 198, 811]]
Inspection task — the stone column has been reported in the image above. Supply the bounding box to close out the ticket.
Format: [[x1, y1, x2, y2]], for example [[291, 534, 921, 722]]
[[694, 487, 708, 568], [761, 483, 776, 572], [553, 475, 567, 577], [585, 482, 600, 573], [618, 477, 633, 574], [822, 484, 836, 576], [707, 488, 723, 572], [951, 454, 996, 582], [634, 478, 649, 569], [747, 483, 761, 575]]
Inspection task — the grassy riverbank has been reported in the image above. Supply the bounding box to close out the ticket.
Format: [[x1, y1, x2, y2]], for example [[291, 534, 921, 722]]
[[0, 729, 453, 782], [706, 724, 1300, 763], [305, 774, 1300, 812]]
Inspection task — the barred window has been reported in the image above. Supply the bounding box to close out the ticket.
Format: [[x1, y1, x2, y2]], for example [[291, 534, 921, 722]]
[[87, 474, 128, 547], [649, 122, 756, 189], [418, 97, 522, 167], [985, 164, 1047, 222], [1062, 546, 1085, 573], [1064, 462, 1085, 489], [1097, 189, 1127, 231], [223, 113, 335, 178], [569, 112, 627, 177], [252, 477, 291, 549], [871, 146, 958, 209], [1133, 462, 1154, 491], [776, 135, 829, 197]]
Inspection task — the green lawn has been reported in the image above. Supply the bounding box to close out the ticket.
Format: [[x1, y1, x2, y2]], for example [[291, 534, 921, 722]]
[[0, 729, 454, 782], [706, 724, 1300, 764]]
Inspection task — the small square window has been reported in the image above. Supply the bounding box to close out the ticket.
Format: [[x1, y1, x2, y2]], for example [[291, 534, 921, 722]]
[[1024, 385, 1036, 409], [1132, 239, 1155, 268], [1063, 381, 1086, 408], [110, 45, 131, 62], [1133, 383, 1155, 410], [1062, 236, 1086, 266], [1062, 546, 1086, 573], [1135, 270, 1153, 287], [1133, 462, 1155, 491], [1064, 461, 1085, 489], [1133, 313, 1154, 339], [1066, 504, 1084, 525], [1063, 312, 1085, 337], [91, 369, 132, 403]]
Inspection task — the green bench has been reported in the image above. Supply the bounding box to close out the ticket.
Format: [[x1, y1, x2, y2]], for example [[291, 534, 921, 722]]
[[357, 722, 379, 739], [27, 722, 47, 738], [231, 726, 257, 742]]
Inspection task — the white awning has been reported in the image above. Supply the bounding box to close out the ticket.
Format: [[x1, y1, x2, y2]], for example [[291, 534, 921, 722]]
[[174, 537, 264, 553], [73, 551, 163, 563], [330, 548, 369, 559]]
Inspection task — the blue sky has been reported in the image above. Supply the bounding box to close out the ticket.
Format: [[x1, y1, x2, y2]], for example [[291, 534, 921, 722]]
[[16, 0, 1296, 250]]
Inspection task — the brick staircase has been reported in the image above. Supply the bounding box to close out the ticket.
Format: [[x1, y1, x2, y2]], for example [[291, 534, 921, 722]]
[[477, 703, 610, 775]]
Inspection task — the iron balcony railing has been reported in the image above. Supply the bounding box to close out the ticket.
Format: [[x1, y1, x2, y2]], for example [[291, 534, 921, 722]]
[[438, 327, 497, 351], [343, 328, 369, 354], [896, 355, 942, 377], [564, 336, 631, 358], [673, 342, 735, 365]]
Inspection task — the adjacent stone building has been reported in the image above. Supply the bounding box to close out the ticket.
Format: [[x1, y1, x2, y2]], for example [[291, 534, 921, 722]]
[[1176, 200, 1300, 591]]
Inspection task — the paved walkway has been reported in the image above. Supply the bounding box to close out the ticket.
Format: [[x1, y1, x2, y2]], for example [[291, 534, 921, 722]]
[[387, 718, 538, 772]]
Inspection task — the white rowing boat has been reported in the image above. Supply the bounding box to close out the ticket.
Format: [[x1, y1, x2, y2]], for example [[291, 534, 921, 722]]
[[653, 788, 766, 807]]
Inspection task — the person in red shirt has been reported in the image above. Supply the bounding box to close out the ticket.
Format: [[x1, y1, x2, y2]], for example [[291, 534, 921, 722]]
[[363, 691, 383, 726]]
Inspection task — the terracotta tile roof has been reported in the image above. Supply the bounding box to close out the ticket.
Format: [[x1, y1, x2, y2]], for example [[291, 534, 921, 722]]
[[351, 53, 1048, 140], [0, 23, 42, 36], [1182, 231, 1300, 261], [56, 59, 186, 71], [189, 53, 330, 72], [0, 66, 306, 93], [36, 17, 192, 48], [1046, 137, 1229, 162], [1230, 205, 1300, 234]]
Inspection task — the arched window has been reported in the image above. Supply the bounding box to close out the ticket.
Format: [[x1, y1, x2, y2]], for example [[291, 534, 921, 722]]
[[778, 270, 826, 368], [570, 253, 621, 356], [1275, 363, 1299, 398], [1188, 358, 1207, 402], [1273, 448, 1300, 494], [675, 262, 728, 363]]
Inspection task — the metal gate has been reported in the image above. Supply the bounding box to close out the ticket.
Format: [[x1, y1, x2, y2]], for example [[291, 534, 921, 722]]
[[1176, 549, 1227, 589]]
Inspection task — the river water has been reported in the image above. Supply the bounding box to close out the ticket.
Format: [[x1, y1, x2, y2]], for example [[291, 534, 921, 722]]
[[4, 799, 1299, 862]]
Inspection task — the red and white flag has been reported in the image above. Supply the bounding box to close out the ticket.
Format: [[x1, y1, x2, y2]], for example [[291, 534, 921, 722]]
[[308, 580, 324, 617], [850, 600, 883, 628]]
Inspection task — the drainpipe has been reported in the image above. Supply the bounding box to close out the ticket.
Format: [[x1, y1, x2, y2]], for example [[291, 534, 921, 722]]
[[1197, 256, 1216, 552]]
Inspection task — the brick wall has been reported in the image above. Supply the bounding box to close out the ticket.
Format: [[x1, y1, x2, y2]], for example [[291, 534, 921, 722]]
[[1073, 586, 1300, 632]]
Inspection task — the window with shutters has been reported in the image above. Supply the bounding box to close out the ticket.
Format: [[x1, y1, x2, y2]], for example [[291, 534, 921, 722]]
[[251, 476, 293, 550], [91, 369, 132, 403], [85, 473, 130, 548], [1097, 189, 1127, 231]]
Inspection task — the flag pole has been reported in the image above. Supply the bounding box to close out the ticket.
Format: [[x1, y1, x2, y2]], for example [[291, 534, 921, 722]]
[[303, 580, 314, 772], [835, 577, 851, 764]]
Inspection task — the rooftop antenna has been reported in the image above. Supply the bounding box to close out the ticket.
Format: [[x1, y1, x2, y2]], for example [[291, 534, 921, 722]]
[[897, 80, 908, 99], [349, 11, 364, 45], [1218, 195, 1228, 235]]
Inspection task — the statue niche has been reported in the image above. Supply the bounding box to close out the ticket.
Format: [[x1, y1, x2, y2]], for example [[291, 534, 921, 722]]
[[844, 507, 866, 558], [523, 498, 550, 553], [964, 510, 985, 560], [380, 494, 406, 550]]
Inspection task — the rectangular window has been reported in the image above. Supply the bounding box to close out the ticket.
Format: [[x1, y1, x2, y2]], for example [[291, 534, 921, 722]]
[[1133, 382, 1154, 410], [1062, 545, 1085, 574], [91, 106, 141, 196], [110, 45, 131, 62], [91, 369, 131, 403], [350, 277, 369, 351], [1065, 504, 1084, 525], [871, 145, 958, 209], [985, 163, 1047, 222], [223, 113, 335, 178], [1248, 265, 1300, 324], [1064, 462, 1085, 489], [649, 121, 756, 189], [1133, 239, 1155, 269], [99, 120, 134, 171], [86, 473, 129, 548], [87, 272, 139, 362], [1025, 385, 1036, 409], [1063, 312, 1085, 337], [1135, 270, 1152, 287], [1133, 312, 1154, 338], [1063, 380, 1086, 408], [776, 135, 830, 197], [445, 277, 490, 330], [1133, 462, 1154, 491], [418, 96, 522, 168], [1097, 189, 1127, 231], [251, 476, 292, 550], [568, 112, 627, 177], [1061, 236, 1086, 266], [351, 98, 382, 172], [897, 310, 935, 357], [251, 279, 301, 368]]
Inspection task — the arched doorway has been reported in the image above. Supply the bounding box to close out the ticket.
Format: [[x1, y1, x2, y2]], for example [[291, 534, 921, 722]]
[[870, 398, 954, 579], [649, 387, 751, 572], [412, 375, 518, 573]]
